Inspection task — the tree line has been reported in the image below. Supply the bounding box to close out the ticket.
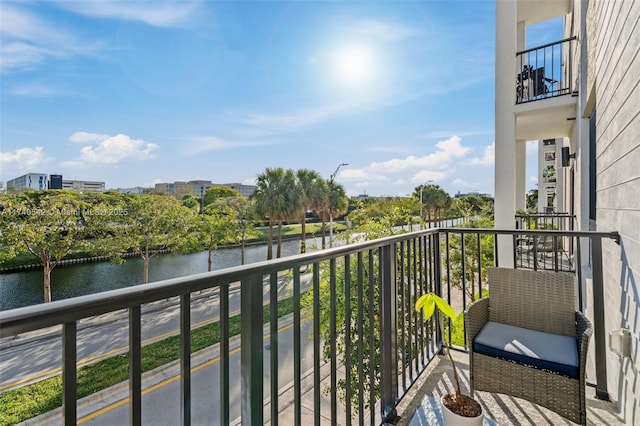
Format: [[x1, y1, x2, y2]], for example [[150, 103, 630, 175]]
[[0, 170, 493, 304]]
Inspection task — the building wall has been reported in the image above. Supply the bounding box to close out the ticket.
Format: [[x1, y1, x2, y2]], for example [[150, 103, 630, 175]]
[[587, 0, 640, 422], [6, 173, 48, 192]]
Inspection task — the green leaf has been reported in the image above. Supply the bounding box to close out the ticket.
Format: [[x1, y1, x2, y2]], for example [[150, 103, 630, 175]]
[[433, 294, 457, 320], [415, 293, 435, 319]]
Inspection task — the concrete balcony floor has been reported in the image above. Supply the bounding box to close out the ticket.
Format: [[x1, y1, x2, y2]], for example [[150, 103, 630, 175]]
[[395, 351, 623, 426]]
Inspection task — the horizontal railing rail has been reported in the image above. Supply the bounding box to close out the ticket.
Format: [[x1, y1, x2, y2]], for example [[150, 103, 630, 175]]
[[0, 227, 619, 424], [516, 36, 577, 104]]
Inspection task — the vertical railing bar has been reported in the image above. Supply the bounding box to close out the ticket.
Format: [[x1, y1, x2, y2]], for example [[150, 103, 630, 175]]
[[381, 243, 398, 423], [477, 233, 482, 298], [591, 237, 610, 400], [445, 232, 453, 346], [357, 253, 365, 426], [399, 241, 407, 391], [269, 272, 279, 426], [62, 321, 77, 426], [313, 263, 321, 426], [494, 233, 499, 267], [344, 255, 352, 425], [180, 294, 191, 426], [427, 234, 434, 358], [577, 238, 584, 311], [378, 246, 384, 420], [368, 250, 376, 424], [461, 233, 467, 313], [418, 236, 425, 366], [240, 274, 264, 425], [128, 307, 141, 426], [330, 258, 338, 423], [433, 233, 443, 351], [220, 282, 230, 426], [411, 238, 421, 378], [293, 267, 302, 425]]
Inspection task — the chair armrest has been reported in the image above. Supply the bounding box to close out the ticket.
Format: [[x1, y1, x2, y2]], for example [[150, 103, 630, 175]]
[[465, 297, 490, 345], [576, 311, 593, 380]]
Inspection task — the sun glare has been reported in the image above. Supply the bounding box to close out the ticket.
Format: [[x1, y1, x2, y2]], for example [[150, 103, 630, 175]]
[[332, 45, 375, 87]]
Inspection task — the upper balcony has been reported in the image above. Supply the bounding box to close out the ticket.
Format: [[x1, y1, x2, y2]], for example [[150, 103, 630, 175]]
[[0, 226, 621, 425], [514, 37, 578, 141], [516, 37, 577, 105]]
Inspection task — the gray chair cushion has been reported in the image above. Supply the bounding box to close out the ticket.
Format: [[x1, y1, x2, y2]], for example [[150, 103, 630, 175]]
[[473, 321, 579, 378]]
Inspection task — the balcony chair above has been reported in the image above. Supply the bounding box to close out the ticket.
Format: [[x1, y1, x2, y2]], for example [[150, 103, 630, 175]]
[[465, 267, 592, 425]]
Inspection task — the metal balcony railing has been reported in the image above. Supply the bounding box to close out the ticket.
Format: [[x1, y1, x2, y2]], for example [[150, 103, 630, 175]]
[[0, 227, 619, 425], [515, 213, 577, 271], [516, 37, 577, 104]]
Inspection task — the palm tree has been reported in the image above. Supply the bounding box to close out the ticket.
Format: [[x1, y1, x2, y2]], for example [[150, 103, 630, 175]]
[[315, 180, 348, 249], [295, 169, 323, 253], [253, 168, 302, 259]]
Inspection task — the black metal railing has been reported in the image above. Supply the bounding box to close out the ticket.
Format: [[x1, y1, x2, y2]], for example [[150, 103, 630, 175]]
[[516, 37, 577, 104], [515, 213, 577, 271], [0, 227, 619, 425]]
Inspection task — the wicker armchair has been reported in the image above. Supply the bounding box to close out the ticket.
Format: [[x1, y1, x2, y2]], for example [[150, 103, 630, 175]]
[[465, 267, 592, 425]]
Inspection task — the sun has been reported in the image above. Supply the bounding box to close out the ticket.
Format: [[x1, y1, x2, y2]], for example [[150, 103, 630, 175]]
[[332, 45, 376, 87]]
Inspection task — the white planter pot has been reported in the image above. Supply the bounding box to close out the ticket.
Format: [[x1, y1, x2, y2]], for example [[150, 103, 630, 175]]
[[441, 395, 483, 426]]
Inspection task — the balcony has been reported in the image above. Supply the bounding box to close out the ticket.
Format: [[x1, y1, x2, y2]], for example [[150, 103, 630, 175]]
[[516, 37, 577, 105], [0, 227, 621, 425]]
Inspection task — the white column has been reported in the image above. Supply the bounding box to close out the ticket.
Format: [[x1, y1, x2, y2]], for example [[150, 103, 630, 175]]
[[515, 139, 526, 211], [494, 0, 518, 267]]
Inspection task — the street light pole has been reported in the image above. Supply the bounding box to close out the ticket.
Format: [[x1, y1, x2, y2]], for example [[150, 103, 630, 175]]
[[329, 163, 348, 248]]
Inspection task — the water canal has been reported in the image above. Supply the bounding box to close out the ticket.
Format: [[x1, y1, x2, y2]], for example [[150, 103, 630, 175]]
[[0, 237, 318, 311]]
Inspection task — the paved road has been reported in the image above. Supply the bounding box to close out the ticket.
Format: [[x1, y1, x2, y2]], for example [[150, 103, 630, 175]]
[[0, 272, 313, 392], [29, 316, 321, 425]]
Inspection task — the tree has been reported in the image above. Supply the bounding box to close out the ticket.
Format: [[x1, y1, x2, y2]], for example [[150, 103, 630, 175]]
[[526, 189, 538, 212], [181, 194, 200, 211], [413, 184, 452, 225], [211, 196, 258, 264], [198, 204, 235, 271], [295, 169, 324, 253], [253, 168, 302, 259], [0, 191, 125, 303], [313, 180, 347, 249], [121, 194, 197, 283], [203, 185, 242, 207]]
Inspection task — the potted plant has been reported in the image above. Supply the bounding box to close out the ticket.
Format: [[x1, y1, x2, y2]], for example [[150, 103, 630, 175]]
[[415, 293, 483, 425]]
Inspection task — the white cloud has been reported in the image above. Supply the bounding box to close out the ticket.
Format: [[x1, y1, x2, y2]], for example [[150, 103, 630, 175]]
[[526, 140, 538, 155], [185, 136, 282, 155], [339, 168, 390, 183], [452, 178, 475, 189], [56, 1, 201, 28], [411, 170, 449, 183], [0, 4, 101, 72], [370, 136, 470, 172], [352, 20, 421, 41], [62, 133, 158, 168], [0, 146, 51, 171], [421, 130, 493, 140], [464, 142, 495, 166], [69, 131, 110, 144]]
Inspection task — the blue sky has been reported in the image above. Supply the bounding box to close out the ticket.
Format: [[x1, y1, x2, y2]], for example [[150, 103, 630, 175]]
[[1, 1, 549, 197]]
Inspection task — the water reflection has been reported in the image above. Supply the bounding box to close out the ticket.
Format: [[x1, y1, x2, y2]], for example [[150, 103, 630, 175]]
[[1, 238, 314, 311]]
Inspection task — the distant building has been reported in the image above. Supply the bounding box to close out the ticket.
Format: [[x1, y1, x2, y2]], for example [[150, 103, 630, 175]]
[[219, 183, 256, 198], [6, 173, 49, 192], [49, 174, 63, 190], [117, 187, 146, 195], [154, 180, 256, 198], [62, 180, 105, 193]]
